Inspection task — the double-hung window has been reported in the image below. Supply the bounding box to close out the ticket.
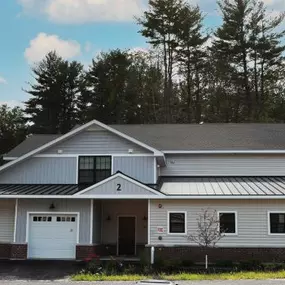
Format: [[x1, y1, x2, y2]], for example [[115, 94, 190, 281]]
[[219, 212, 237, 235], [78, 156, 111, 184], [269, 212, 285, 234], [168, 211, 187, 234]]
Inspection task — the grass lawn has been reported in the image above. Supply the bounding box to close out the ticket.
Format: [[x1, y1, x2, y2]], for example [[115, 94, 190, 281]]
[[72, 270, 285, 281]]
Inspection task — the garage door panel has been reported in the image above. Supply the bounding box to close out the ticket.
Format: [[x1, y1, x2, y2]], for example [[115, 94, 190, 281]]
[[28, 214, 78, 259]]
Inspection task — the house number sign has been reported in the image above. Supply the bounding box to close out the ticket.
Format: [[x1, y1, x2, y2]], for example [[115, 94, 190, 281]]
[[117, 184, 122, 191]]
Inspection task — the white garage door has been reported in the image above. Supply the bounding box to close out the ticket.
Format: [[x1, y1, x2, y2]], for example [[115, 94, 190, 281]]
[[28, 214, 78, 259]]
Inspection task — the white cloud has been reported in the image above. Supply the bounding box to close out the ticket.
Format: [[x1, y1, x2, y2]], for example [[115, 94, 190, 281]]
[[19, 0, 144, 24], [24, 33, 81, 64], [0, 76, 7, 84]]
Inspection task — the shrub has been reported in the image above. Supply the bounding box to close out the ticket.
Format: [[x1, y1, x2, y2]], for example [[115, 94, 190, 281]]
[[238, 260, 263, 271], [180, 260, 194, 267], [263, 263, 285, 271], [215, 260, 234, 268]]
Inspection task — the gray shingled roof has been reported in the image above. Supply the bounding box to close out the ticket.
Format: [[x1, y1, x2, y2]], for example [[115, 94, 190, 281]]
[[160, 177, 285, 196], [6, 134, 61, 157], [0, 184, 85, 195], [5, 124, 285, 157], [112, 124, 285, 151]]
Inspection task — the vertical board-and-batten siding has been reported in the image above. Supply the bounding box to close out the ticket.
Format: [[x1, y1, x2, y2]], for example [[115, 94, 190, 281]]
[[0, 157, 77, 184], [0, 200, 15, 242], [161, 154, 285, 176], [15, 199, 91, 244], [43, 130, 151, 154], [113, 157, 155, 183], [150, 199, 285, 247]]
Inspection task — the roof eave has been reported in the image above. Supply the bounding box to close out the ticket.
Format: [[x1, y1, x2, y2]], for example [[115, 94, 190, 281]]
[[0, 120, 164, 174], [163, 150, 285, 154]]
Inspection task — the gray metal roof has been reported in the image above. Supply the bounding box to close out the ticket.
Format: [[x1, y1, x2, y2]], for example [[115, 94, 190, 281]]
[[160, 177, 285, 196], [6, 134, 61, 157], [5, 124, 285, 157], [0, 184, 84, 195]]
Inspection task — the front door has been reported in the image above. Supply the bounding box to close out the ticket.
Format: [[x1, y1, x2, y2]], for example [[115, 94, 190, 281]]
[[118, 216, 136, 256]]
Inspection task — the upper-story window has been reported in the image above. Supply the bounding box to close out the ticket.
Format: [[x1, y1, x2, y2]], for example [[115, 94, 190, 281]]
[[78, 156, 111, 184]]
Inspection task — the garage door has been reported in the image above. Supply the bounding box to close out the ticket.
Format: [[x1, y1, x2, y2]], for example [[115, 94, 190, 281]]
[[28, 214, 78, 259]]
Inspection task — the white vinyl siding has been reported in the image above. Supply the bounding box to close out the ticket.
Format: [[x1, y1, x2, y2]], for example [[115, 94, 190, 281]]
[[44, 130, 150, 154], [161, 154, 285, 176], [0, 157, 77, 184], [113, 157, 155, 183], [0, 200, 15, 242], [149, 199, 285, 247]]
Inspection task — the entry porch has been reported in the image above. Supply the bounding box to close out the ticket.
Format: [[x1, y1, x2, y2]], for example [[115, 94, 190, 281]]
[[80, 199, 149, 259]]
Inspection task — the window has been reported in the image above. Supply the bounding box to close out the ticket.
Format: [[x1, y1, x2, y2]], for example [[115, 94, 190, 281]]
[[219, 212, 237, 234], [168, 212, 186, 234], [33, 216, 52, 222], [56, 216, 76, 222], [269, 213, 285, 234], [78, 156, 111, 184]]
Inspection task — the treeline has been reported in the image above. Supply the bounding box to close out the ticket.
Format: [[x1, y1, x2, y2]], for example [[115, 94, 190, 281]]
[[4, 0, 285, 137]]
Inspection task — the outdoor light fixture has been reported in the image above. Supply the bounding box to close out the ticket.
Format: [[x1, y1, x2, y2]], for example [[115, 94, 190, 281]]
[[158, 203, 162, 208], [106, 215, 111, 221], [143, 216, 148, 221], [49, 203, 55, 210]]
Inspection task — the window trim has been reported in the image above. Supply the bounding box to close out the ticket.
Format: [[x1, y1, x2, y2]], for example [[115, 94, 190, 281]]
[[268, 211, 285, 236], [167, 211, 187, 235], [78, 155, 112, 184], [218, 211, 238, 236]]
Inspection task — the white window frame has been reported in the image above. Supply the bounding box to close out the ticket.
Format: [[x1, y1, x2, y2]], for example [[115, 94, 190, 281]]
[[167, 211, 187, 235], [268, 211, 285, 236], [218, 211, 238, 236]]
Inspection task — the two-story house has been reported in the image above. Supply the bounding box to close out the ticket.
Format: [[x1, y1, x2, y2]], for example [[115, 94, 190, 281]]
[[0, 120, 285, 262]]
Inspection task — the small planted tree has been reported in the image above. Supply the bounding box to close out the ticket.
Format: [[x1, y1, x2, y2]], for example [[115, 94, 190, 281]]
[[188, 208, 224, 270]]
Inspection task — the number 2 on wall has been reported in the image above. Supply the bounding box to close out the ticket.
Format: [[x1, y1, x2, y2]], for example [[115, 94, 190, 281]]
[[117, 184, 122, 191]]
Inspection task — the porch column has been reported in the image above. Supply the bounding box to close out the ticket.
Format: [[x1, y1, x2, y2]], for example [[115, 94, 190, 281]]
[[90, 199, 93, 244], [148, 199, 150, 245]]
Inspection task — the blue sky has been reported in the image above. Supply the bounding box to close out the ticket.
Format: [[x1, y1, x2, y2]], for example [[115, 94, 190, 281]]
[[0, 0, 283, 108]]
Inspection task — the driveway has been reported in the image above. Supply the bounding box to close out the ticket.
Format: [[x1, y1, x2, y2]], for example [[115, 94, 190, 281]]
[[0, 260, 84, 281]]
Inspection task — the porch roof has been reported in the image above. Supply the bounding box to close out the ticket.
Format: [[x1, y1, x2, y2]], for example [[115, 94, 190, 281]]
[[160, 176, 285, 196], [0, 184, 85, 195]]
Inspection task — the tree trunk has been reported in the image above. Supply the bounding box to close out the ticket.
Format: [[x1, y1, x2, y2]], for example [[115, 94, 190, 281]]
[[242, 49, 252, 121]]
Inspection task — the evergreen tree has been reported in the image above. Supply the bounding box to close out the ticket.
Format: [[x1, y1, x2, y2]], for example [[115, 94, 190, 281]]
[[176, 4, 208, 123], [25, 51, 83, 134], [137, 0, 185, 123], [0, 105, 27, 165], [212, 0, 285, 122], [82, 49, 132, 124], [80, 49, 165, 124]]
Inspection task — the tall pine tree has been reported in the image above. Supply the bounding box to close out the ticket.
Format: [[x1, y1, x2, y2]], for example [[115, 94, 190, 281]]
[[137, 0, 185, 123], [25, 51, 84, 134]]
